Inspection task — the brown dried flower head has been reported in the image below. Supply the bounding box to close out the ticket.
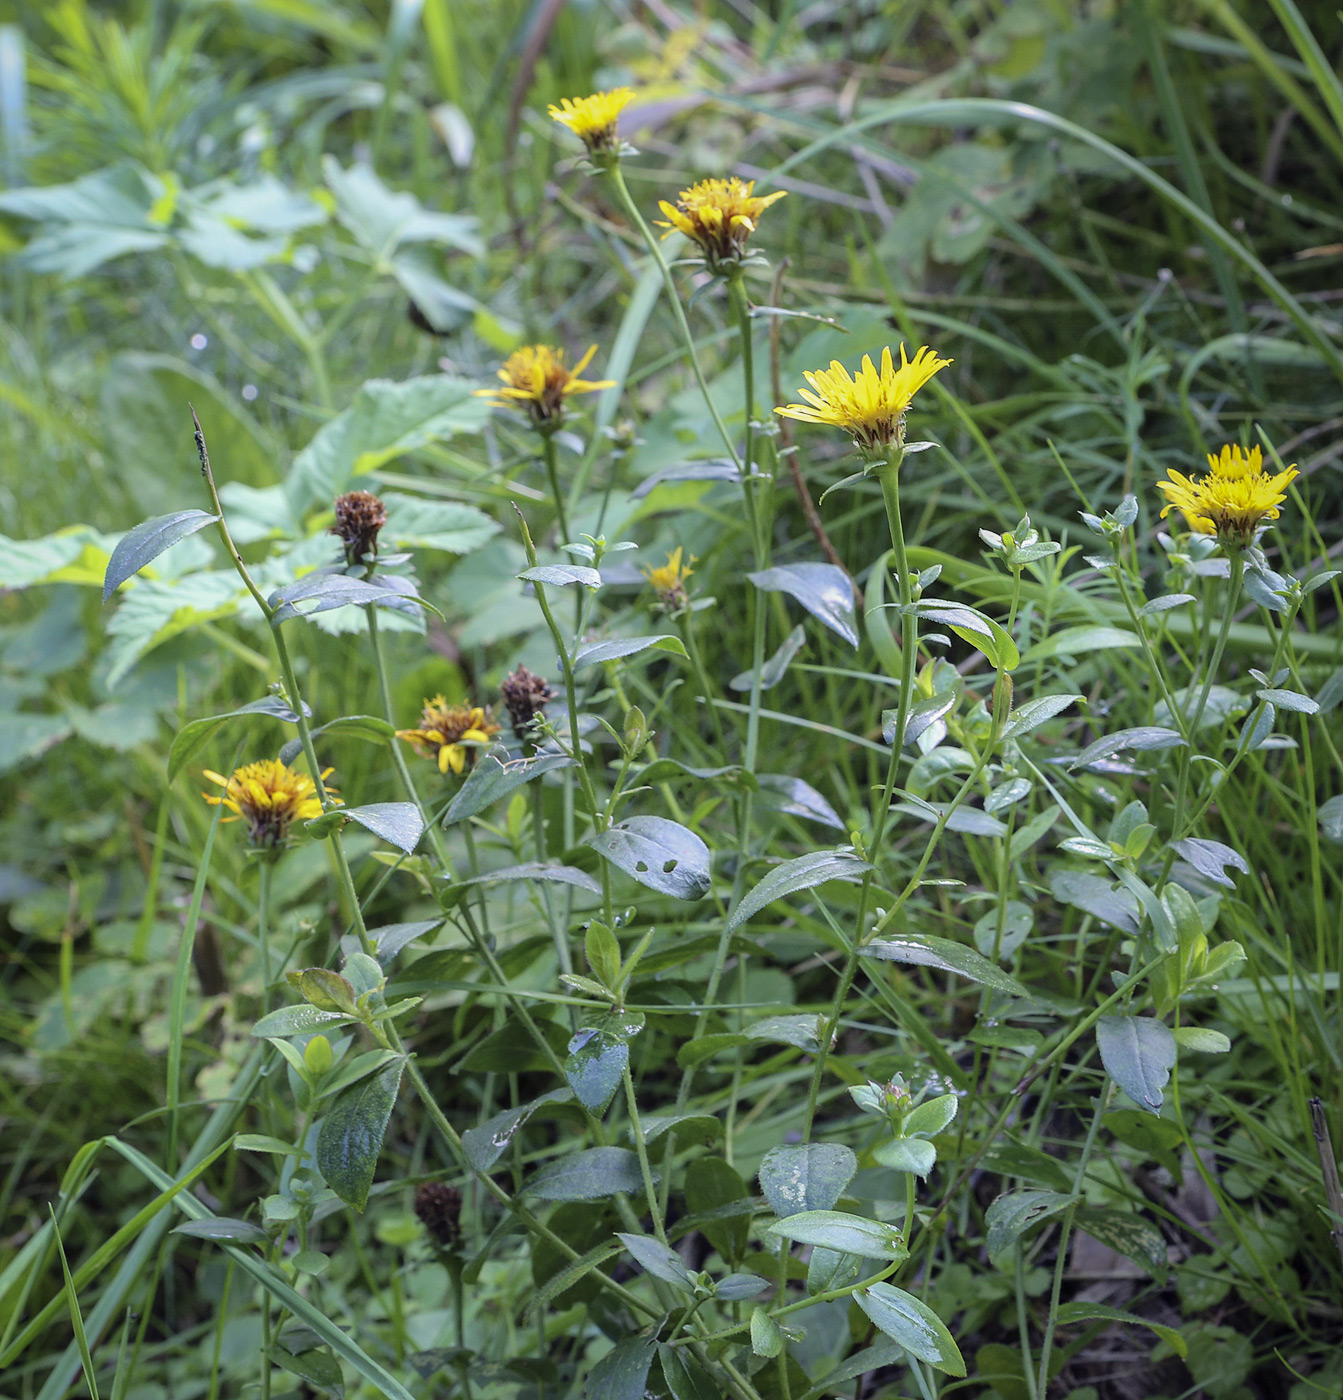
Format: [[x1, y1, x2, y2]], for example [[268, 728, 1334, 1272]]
[[414, 1181, 462, 1248], [332, 490, 389, 566], [500, 665, 554, 743]]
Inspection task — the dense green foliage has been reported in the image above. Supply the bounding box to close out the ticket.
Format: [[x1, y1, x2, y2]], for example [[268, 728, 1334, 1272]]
[[2, 2, 1342, 1399]]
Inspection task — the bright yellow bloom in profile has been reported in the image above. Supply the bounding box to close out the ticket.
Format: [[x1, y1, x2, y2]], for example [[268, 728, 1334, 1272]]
[[641, 546, 694, 611], [656, 178, 787, 268], [202, 759, 334, 848], [1157, 444, 1299, 547], [474, 344, 615, 429], [397, 697, 501, 776], [548, 88, 634, 153], [776, 345, 953, 454]]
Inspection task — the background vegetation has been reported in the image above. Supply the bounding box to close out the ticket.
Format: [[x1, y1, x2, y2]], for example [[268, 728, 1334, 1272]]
[[1, 2, 1341, 1398]]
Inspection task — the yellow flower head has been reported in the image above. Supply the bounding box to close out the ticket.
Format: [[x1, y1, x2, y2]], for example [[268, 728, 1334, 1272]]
[[1157, 444, 1299, 548], [641, 546, 694, 612], [474, 344, 615, 429], [548, 88, 634, 153], [656, 178, 787, 268], [202, 759, 334, 848], [776, 344, 953, 454], [397, 696, 501, 776]]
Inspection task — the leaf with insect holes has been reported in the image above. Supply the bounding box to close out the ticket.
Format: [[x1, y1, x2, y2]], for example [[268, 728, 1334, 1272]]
[[589, 816, 711, 900]]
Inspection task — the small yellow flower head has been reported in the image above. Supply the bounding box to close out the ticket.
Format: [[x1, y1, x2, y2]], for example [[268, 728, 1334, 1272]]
[[1157, 444, 1299, 549], [641, 546, 694, 613], [656, 178, 787, 269], [474, 344, 615, 431], [202, 760, 334, 849], [776, 344, 953, 455], [397, 696, 501, 776], [548, 88, 634, 154]]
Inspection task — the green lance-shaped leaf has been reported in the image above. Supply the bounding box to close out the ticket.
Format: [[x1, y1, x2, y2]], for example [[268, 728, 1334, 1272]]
[[167, 696, 309, 783], [860, 933, 1030, 997], [1096, 1014, 1176, 1114], [523, 1147, 646, 1201], [316, 1058, 406, 1211], [854, 1283, 966, 1376], [444, 751, 574, 824], [768, 1210, 908, 1260], [103, 509, 220, 603], [729, 850, 870, 931], [748, 562, 857, 646], [573, 634, 686, 668], [587, 1335, 658, 1400]]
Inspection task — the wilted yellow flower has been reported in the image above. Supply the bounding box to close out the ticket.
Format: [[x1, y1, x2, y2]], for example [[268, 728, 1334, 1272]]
[[202, 760, 334, 848], [1157, 444, 1299, 548], [474, 344, 615, 429], [642, 547, 694, 611], [656, 177, 787, 268], [397, 696, 501, 775], [776, 344, 952, 454], [548, 88, 634, 153]]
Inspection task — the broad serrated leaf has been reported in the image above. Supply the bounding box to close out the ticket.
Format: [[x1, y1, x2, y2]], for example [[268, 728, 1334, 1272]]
[[380, 491, 499, 554], [287, 376, 488, 509]]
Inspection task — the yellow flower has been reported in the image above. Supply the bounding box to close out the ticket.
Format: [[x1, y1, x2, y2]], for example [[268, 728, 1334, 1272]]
[[656, 177, 787, 268], [202, 759, 334, 848], [397, 696, 501, 775], [474, 344, 615, 429], [548, 88, 634, 153], [1157, 444, 1299, 547], [776, 344, 952, 454], [641, 546, 694, 611]]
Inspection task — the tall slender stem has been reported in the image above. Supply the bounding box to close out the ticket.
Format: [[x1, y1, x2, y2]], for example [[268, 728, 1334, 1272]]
[[257, 860, 273, 1015], [604, 163, 742, 474], [1169, 552, 1243, 847], [802, 454, 912, 1140], [541, 432, 572, 548]]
